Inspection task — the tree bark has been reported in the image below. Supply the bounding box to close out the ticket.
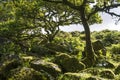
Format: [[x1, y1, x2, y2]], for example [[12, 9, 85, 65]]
[[80, 7, 96, 67]]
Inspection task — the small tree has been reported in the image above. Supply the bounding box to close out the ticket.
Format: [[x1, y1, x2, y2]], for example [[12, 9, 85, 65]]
[[0, 0, 81, 52], [43, 0, 120, 67]]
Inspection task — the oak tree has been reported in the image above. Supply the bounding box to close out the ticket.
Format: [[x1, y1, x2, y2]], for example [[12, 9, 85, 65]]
[[43, 0, 120, 67]]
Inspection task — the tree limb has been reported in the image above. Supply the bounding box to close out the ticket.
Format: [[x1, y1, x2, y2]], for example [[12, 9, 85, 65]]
[[87, 3, 120, 21]]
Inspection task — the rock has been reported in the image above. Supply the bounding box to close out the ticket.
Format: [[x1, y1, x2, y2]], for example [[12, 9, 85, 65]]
[[54, 53, 85, 72], [99, 69, 115, 79], [95, 60, 115, 68], [44, 43, 69, 53], [103, 61, 115, 68], [112, 54, 120, 62], [30, 59, 61, 77], [0, 54, 21, 69], [86, 76, 102, 80], [30, 45, 56, 57], [0, 56, 21, 80], [115, 64, 120, 74], [8, 67, 47, 80], [0, 54, 20, 62], [61, 72, 91, 80], [54, 53, 72, 64], [80, 68, 100, 75]]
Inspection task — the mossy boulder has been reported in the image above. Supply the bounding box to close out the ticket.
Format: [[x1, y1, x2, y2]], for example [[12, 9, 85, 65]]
[[60, 72, 91, 80], [54, 53, 85, 72], [99, 69, 115, 79], [30, 45, 56, 57], [95, 60, 115, 68], [80, 68, 100, 75], [112, 54, 120, 62], [44, 43, 69, 53], [115, 64, 120, 74], [0, 59, 21, 72], [30, 59, 61, 77], [104, 61, 115, 68], [86, 76, 102, 80], [0, 54, 21, 80], [8, 67, 47, 80], [0, 54, 20, 62]]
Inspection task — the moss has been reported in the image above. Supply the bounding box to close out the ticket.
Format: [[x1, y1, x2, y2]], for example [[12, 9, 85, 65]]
[[55, 53, 71, 62], [54, 53, 72, 67], [99, 69, 115, 79], [112, 54, 120, 62], [55, 53, 85, 72], [44, 43, 69, 53], [30, 59, 61, 77], [104, 61, 115, 68], [95, 60, 115, 68], [62, 57, 85, 72], [30, 45, 56, 56], [0, 54, 21, 80], [81, 56, 96, 68], [21, 56, 34, 67], [8, 67, 47, 80], [116, 74, 120, 80], [86, 76, 101, 80], [115, 64, 120, 74], [61, 72, 91, 80], [80, 68, 100, 75], [0, 59, 21, 80], [21, 56, 34, 61]]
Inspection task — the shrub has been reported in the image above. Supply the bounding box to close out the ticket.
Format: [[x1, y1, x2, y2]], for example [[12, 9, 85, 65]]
[[110, 44, 120, 54]]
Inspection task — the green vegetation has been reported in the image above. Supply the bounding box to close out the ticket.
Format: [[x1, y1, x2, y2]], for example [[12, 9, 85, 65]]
[[0, 0, 120, 80], [0, 29, 120, 80]]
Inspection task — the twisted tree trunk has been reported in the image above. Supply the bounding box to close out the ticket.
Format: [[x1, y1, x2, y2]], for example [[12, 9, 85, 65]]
[[80, 7, 96, 67]]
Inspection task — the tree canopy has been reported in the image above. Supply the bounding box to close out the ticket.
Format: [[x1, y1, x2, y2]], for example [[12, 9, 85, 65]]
[[0, 0, 120, 67]]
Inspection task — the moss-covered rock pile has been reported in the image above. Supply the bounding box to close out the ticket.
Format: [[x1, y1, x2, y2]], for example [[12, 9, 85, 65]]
[[60, 72, 91, 80], [0, 52, 120, 80], [8, 67, 48, 80], [30, 59, 61, 77], [54, 53, 85, 72], [0, 54, 21, 80]]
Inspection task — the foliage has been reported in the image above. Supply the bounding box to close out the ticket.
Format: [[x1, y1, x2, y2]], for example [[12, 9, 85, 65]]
[[92, 30, 120, 46], [0, 29, 120, 79], [109, 44, 120, 54], [53, 31, 84, 55], [0, 41, 21, 54]]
